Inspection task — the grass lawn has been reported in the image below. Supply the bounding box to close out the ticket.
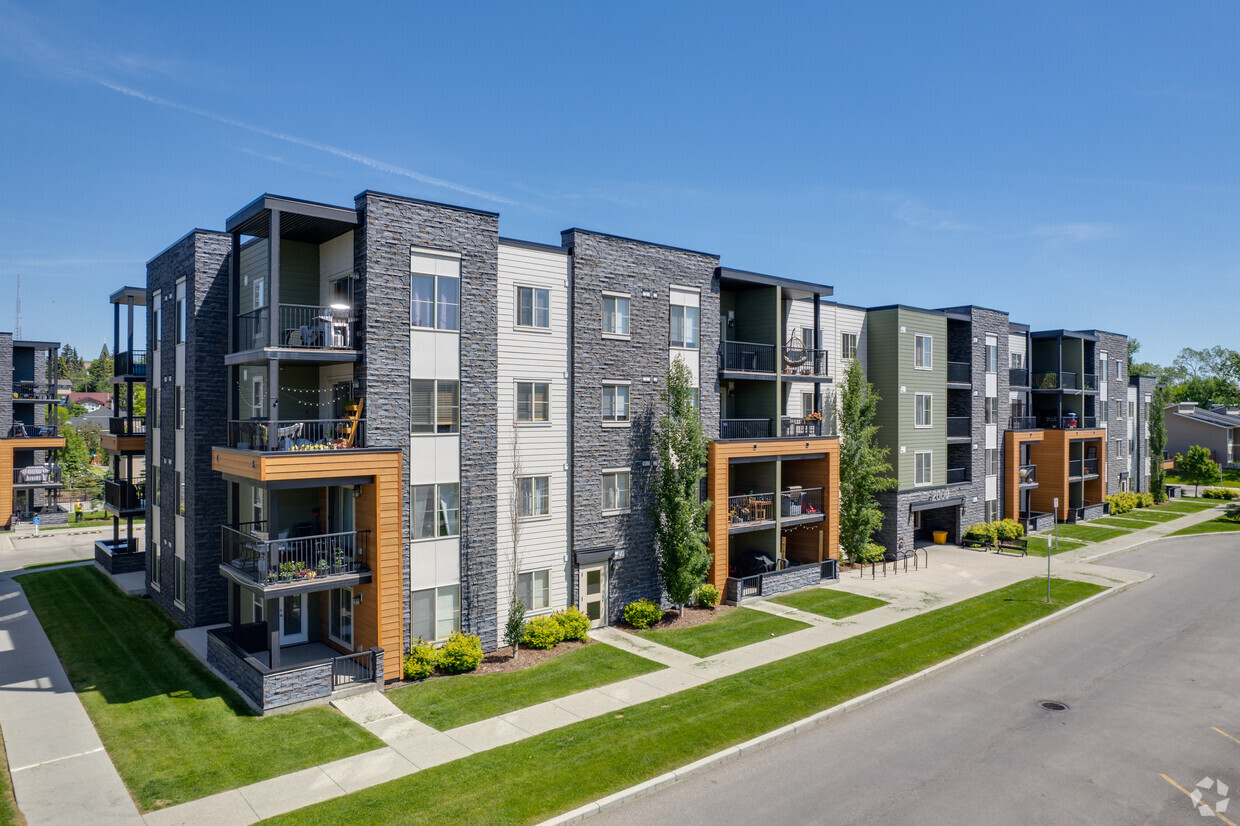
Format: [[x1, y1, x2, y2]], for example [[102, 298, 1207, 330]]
[[769, 587, 887, 619], [638, 607, 810, 657], [1169, 516, 1240, 536], [0, 730, 18, 826], [265, 578, 1104, 826], [1156, 500, 1220, 513], [1024, 536, 1086, 557], [21, 559, 89, 570], [1089, 516, 1157, 530], [20, 567, 382, 812], [1167, 469, 1240, 489], [1113, 508, 1186, 523], [1050, 524, 1132, 544], [387, 643, 665, 731]]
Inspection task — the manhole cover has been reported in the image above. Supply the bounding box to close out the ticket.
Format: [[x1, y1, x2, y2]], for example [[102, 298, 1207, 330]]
[[1040, 701, 1069, 712]]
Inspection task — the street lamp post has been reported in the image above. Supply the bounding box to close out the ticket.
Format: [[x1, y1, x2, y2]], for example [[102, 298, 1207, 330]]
[[1048, 497, 1058, 603]]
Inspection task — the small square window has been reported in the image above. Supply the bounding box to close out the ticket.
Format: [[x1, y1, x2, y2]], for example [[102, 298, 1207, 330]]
[[841, 333, 858, 360], [602, 470, 631, 512], [517, 570, 551, 612], [518, 476, 550, 518], [516, 382, 550, 423], [517, 286, 550, 329], [602, 384, 629, 423]]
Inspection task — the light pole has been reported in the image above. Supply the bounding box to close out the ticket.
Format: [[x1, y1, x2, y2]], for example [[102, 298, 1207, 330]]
[[1048, 497, 1058, 603]]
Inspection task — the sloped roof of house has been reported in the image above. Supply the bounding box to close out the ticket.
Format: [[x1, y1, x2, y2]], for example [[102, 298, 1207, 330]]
[[66, 392, 112, 406], [1166, 404, 1240, 429]]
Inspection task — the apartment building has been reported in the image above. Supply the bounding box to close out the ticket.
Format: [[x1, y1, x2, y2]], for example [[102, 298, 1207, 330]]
[[1, 336, 65, 530]]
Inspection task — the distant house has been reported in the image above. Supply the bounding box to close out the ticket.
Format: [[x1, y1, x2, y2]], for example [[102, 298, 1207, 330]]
[[66, 391, 112, 412], [1164, 402, 1240, 469]]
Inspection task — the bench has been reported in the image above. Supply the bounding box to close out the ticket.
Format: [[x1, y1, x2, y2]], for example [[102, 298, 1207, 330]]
[[994, 538, 1028, 557]]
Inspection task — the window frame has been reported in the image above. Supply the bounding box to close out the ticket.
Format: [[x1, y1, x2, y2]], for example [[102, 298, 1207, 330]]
[[669, 304, 700, 350], [602, 468, 631, 514], [517, 475, 551, 519], [411, 483, 461, 541], [329, 587, 354, 647], [409, 379, 460, 435], [517, 569, 552, 614], [515, 285, 551, 330], [412, 584, 461, 643], [841, 332, 858, 360], [601, 382, 631, 426], [602, 292, 631, 340], [515, 381, 551, 424], [914, 392, 933, 429], [985, 448, 999, 477], [914, 450, 932, 487], [409, 249, 461, 332], [984, 396, 999, 425], [914, 334, 933, 370]]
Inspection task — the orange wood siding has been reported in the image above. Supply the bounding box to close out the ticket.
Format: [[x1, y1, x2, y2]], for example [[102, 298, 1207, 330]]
[[101, 434, 146, 454], [1003, 430, 1044, 521], [1025, 429, 1106, 519], [1, 437, 67, 529]]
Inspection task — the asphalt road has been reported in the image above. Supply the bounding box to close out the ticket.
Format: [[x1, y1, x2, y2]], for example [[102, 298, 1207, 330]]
[[0, 525, 124, 572], [592, 536, 1240, 825]]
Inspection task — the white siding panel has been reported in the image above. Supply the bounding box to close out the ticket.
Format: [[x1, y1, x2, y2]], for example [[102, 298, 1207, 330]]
[[410, 329, 460, 380]]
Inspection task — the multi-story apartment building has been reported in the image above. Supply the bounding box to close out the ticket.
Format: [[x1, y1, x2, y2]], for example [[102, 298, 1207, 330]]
[[1, 337, 65, 530]]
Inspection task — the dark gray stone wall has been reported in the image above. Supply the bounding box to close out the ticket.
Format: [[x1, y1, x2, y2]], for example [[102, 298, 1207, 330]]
[[146, 230, 230, 628], [1074, 502, 1107, 522], [875, 487, 964, 552], [0, 334, 12, 438], [563, 230, 720, 621], [355, 192, 500, 651], [95, 542, 146, 574], [1131, 375, 1157, 491], [1094, 331, 1129, 499], [208, 633, 264, 707], [970, 308, 1011, 524], [757, 563, 820, 598]]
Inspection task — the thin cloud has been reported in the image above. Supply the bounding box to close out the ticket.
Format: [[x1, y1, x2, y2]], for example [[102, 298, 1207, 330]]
[[1029, 222, 1119, 242], [889, 198, 973, 232]]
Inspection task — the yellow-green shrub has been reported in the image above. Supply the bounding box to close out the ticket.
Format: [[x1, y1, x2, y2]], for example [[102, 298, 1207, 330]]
[[624, 599, 664, 629], [554, 607, 591, 642], [437, 631, 483, 674], [523, 615, 564, 650], [403, 640, 437, 681]]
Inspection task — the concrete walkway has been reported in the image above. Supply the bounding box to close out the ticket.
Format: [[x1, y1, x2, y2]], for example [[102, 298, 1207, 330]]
[[8, 503, 1228, 825]]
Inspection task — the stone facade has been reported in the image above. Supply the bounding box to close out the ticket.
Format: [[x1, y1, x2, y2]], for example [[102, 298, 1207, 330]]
[[1094, 330, 1130, 499], [1130, 374, 1157, 492], [95, 542, 146, 574], [355, 192, 500, 651], [875, 486, 964, 553], [756, 563, 821, 598], [0, 334, 12, 437], [563, 230, 720, 622]]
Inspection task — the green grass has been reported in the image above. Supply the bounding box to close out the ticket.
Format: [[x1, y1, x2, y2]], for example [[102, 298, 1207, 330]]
[[19, 567, 382, 812], [1168, 516, 1240, 536], [0, 730, 19, 826], [768, 587, 887, 619], [1155, 500, 1219, 513], [1089, 516, 1157, 530], [21, 559, 89, 570], [387, 643, 665, 730], [265, 578, 1105, 826], [1112, 508, 1186, 523], [637, 607, 810, 657], [1049, 524, 1132, 544], [1167, 469, 1240, 489], [1024, 537, 1086, 557]]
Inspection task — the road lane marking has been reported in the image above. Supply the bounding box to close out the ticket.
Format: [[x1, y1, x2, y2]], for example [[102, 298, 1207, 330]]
[[1161, 774, 1237, 826], [1215, 727, 1240, 747]]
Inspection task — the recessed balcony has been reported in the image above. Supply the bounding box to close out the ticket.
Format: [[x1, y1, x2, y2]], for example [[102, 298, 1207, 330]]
[[220, 524, 371, 595], [103, 479, 145, 516], [227, 418, 366, 452], [229, 304, 359, 365], [14, 464, 61, 488]]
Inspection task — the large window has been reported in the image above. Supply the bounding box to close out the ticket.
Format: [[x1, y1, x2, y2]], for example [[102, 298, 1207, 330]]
[[985, 500, 999, 523], [985, 340, 998, 373], [602, 470, 631, 512], [602, 294, 630, 337], [915, 393, 932, 428], [517, 570, 551, 613], [517, 287, 550, 329], [410, 251, 461, 331], [410, 380, 460, 434], [412, 585, 460, 642], [330, 588, 353, 646], [669, 305, 700, 349], [602, 383, 629, 423], [518, 476, 550, 518], [411, 483, 460, 540], [914, 334, 932, 370], [516, 382, 550, 423], [175, 386, 184, 430], [985, 397, 998, 424], [841, 333, 858, 360], [914, 451, 932, 486], [174, 555, 186, 605], [985, 448, 998, 476]]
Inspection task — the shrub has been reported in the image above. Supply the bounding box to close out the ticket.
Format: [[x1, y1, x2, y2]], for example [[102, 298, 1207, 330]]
[[624, 599, 664, 629], [860, 542, 886, 563], [994, 519, 1025, 541], [554, 606, 592, 642], [693, 583, 721, 608], [963, 523, 996, 546], [523, 615, 564, 650], [1225, 502, 1240, 521], [1136, 492, 1155, 508], [437, 631, 483, 674], [1203, 488, 1240, 500], [403, 640, 437, 681], [1109, 492, 1137, 515]]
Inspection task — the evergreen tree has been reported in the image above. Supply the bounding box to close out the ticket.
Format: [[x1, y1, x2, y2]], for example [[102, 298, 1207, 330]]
[[86, 344, 113, 393], [1148, 384, 1169, 503], [837, 358, 896, 562], [652, 358, 712, 611]]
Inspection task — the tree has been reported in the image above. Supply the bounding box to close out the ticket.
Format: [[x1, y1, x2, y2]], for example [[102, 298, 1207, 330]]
[[1174, 445, 1221, 497], [837, 358, 896, 562], [651, 357, 712, 612], [86, 344, 113, 393], [1148, 384, 1169, 503], [504, 437, 528, 659]]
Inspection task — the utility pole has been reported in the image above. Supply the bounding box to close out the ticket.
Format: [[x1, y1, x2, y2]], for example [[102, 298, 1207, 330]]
[[14, 273, 21, 339], [1048, 497, 1058, 603]]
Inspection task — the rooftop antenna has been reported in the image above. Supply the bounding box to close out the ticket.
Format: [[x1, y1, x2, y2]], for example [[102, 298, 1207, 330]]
[[14, 273, 20, 339]]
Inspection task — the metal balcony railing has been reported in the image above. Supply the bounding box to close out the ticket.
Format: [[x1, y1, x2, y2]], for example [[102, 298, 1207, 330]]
[[1009, 415, 1037, 430], [14, 465, 60, 485], [721, 341, 776, 373], [11, 381, 57, 400], [781, 417, 823, 438], [1009, 368, 1029, 387], [947, 417, 970, 438], [720, 418, 772, 440], [277, 304, 355, 349], [782, 348, 829, 378], [221, 525, 369, 588], [1082, 373, 1098, 392], [781, 487, 825, 518], [104, 479, 145, 512], [108, 416, 147, 436], [1019, 464, 1037, 485], [947, 361, 971, 384], [114, 350, 147, 377], [234, 307, 269, 352], [727, 493, 775, 527], [6, 423, 58, 438], [228, 419, 365, 452], [1082, 458, 1099, 475], [946, 467, 970, 484]]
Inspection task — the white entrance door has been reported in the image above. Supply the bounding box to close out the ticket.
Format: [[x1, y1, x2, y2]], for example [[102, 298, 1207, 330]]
[[279, 595, 308, 645], [578, 564, 608, 628]]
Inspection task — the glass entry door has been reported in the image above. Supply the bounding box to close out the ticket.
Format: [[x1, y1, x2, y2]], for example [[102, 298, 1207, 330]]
[[280, 595, 308, 645], [578, 564, 608, 628]]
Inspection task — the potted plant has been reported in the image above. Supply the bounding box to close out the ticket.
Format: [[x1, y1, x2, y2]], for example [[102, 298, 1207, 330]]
[[318, 559, 329, 575]]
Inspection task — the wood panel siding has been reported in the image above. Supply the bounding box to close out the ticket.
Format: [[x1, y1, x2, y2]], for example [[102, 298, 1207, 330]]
[[1003, 429, 1043, 521], [101, 434, 146, 454], [1, 437, 67, 528], [1025, 428, 1106, 519]]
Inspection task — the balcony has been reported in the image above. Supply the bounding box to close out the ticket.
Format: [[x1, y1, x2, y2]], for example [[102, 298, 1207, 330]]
[[727, 488, 825, 533], [726, 559, 838, 604], [946, 467, 970, 484], [947, 361, 971, 384], [781, 348, 829, 379], [947, 417, 971, 439], [1068, 458, 1100, 479], [227, 418, 365, 452], [781, 417, 824, 438], [11, 381, 58, 402], [1019, 464, 1037, 486], [5, 423, 58, 439], [721, 341, 776, 374], [1082, 373, 1098, 392], [14, 465, 60, 487], [1043, 415, 1098, 430], [104, 479, 145, 514], [1009, 368, 1029, 387], [1008, 416, 1037, 430], [114, 350, 147, 378], [220, 525, 370, 593], [108, 416, 147, 436], [720, 419, 772, 440], [231, 305, 358, 361]]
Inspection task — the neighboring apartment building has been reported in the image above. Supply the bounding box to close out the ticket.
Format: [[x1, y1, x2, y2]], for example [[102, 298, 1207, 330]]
[[1, 336, 65, 530], [1164, 402, 1240, 469]]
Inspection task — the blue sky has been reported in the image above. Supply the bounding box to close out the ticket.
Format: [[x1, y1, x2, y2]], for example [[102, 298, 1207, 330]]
[[0, 1, 1236, 365]]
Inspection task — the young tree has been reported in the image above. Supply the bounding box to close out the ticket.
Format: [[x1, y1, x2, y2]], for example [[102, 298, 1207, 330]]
[[503, 436, 527, 659], [1148, 384, 1169, 503], [837, 358, 896, 562], [652, 358, 712, 612], [1174, 444, 1221, 497]]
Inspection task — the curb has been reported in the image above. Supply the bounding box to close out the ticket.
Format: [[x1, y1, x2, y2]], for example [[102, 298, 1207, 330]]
[[540, 581, 1135, 825]]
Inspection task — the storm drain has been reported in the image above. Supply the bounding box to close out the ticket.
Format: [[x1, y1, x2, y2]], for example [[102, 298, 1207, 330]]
[[1040, 701, 1069, 712]]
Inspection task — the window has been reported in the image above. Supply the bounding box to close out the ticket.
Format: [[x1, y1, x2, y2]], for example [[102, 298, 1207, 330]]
[[602, 294, 630, 337], [602, 383, 629, 423], [516, 287, 550, 329], [802, 327, 818, 350], [518, 476, 550, 518], [151, 538, 162, 589], [1100, 360, 1108, 381], [1128, 401, 1135, 419], [152, 295, 162, 350], [985, 397, 998, 424], [1129, 437, 1135, 457], [151, 467, 160, 507], [985, 500, 999, 523], [803, 391, 816, 417], [985, 448, 998, 476], [985, 341, 998, 373], [841, 333, 858, 360], [410, 380, 460, 434], [915, 393, 932, 428], [175, 386, 184, 430], [150, 388, 158, 430], [1114, 359, 1123, 381], [1100, 400, 1109, 422], [1010, 352, 1024, 369], [670, 305, 700, 349], [175, 471, 184, 516], [412, 585, 460, 642], [914, 451, 932, 486], [602, 470, 631, 512], [516, 382, 550, 423], [252, 592, 264, 623], [174, 555, 185, 604], [411, 483, 460, 539], [330, 588, 353, 646], [1117, 439, 1127, 459], [914, 334, 932, 370], [517, 570, 551, 613], [175, 294, 186, 344], [688, 388, 699, 409], [410, 251, 461, 331]]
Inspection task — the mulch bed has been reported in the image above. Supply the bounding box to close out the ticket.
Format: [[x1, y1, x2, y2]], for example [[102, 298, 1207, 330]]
[[619, 604, 732, 634], [473, 639, 593, 674]]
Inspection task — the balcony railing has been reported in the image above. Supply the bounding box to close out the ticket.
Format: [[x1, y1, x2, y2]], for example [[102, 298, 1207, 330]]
[[1082, 458, 1099, 476], [114, 350, 147, 377], [1019, 464, 1037, 485], [946, 467, 970, 484], [108, 416, 147, 436], [228, 419, 365, 451], [947, 361, 971, 384], [721, 341, 776, 373], [104, 479, 145, 512], [782, 348, 829, 378], [1009, 368, 1029, 387], [947, 416, 970, 438], [1042, 415, 1098, 430], [6, 423, 58, 438], [11, 381, 57, 401], [781, 417, 823, 438], [14, 465, 60, 485], [1082, 373, 1097, 392], [278, 304, 355, 349], [234, 307, 269, 352], [782, 487, 825, 518], [720, 418, 772, 440], [1009, 415, 1037, 430], [1034, 371, 1083, 390], [221, 525, 369, 588], [727, 493, 776, 527]]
